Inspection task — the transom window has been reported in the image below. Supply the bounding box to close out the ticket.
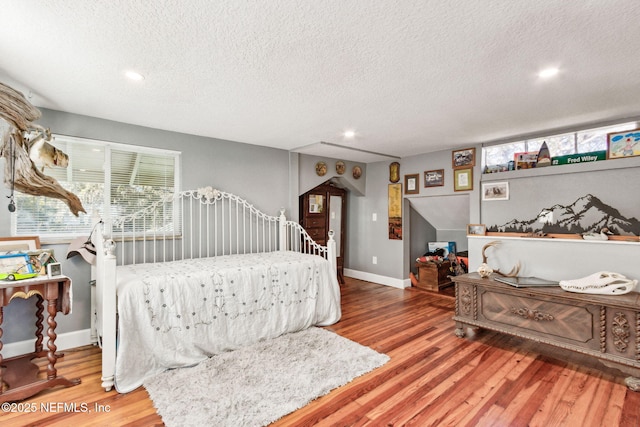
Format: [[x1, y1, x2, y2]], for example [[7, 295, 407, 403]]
[[482, 122, 638, 172], [12, 135, 181, 238]]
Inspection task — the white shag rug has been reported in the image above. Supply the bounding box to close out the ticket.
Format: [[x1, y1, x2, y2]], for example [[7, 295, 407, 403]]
[[143, 327, 389, 427]]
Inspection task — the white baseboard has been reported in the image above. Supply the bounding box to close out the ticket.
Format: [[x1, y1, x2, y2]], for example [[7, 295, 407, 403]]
[[344, 268, 411, 289], [2, 329, 93, 359]]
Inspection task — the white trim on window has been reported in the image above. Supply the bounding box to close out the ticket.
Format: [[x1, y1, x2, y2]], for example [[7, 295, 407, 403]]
[[12, 135, 181, 239]]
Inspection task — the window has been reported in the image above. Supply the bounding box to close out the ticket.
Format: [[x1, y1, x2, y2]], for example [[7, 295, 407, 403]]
[[575, 123, 637, 153], [482, 121, 638, 172], [526, 133, 575, 157], [482, 141, 525, 169], [13, 135, 181, 238]]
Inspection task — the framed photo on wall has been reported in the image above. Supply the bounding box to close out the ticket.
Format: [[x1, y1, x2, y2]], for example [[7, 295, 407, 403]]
[[482, 181, 509, 201], [454, 168, 473, 191], [452, 148, 476, 168], [424, 169, 444, 187], [388, 183, 402, 240], [467, 224, 486, 236], [607, 128, 640, 159], [404, 174, 419, 195]]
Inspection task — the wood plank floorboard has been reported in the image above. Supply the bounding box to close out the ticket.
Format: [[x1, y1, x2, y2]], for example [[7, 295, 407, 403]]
[[1, 277, 639, 426]]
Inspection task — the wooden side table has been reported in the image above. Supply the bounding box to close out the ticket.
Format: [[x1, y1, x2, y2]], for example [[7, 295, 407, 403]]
[[0, 275, 81, 402]]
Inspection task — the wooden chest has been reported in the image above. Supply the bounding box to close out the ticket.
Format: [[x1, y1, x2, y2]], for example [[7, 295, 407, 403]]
[[452, 273, 640, 390], [415, 261, 452, 292]]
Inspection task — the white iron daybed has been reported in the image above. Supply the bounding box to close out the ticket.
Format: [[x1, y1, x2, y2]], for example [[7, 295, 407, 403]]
[[93, 186, 341, 393]]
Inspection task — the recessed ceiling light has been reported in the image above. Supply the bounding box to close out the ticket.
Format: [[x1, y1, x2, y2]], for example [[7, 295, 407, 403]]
[[125, 70, 145, 81], [538, 67, 559, 78], [343, 130, 356, 139]]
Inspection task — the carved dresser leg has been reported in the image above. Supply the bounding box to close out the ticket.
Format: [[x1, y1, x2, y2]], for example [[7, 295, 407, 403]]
[[455, 322, 466, 338]]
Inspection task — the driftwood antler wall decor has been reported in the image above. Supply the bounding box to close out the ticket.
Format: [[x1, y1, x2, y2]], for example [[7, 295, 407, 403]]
[[0, 82, 85, 216]]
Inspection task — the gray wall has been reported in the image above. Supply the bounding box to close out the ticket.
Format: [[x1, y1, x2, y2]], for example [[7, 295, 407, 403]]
[[344, 161, 408, 281], [0, 108, 292, 344], [344, 147, 480, 285], [409, 207, 436, 274], [481, 158, 640, 232], [437, 230, 469, 252], [4, 108, 640, 344], [468, 236, 640, 282], [297, 154, 367, 267], [343, 144, 640, 289], [470, 156, 640, 283], [298, 154, 366, 196], [38, 108, 291, 214]]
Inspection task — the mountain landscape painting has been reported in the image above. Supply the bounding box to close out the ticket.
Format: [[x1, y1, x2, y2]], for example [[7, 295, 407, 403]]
[[488, 194, 640, 236]]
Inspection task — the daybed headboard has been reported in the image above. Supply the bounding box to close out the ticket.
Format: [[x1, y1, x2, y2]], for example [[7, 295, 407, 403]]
[[96, 186, 335, 266]]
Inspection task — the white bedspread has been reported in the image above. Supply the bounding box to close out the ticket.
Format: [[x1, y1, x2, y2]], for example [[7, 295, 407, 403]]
[[113, 251, 341, 393]]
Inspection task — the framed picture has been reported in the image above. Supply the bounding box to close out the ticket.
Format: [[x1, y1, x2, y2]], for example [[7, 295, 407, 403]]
[[47, 262, 62, 278], [467, 224, 486, 236], [0, 253, 33, 276], [514, 151, 538, 169], [424, 169, 444, 187], [308, 194, 324, 213], [0, 236, 41, 253], [452, 148, 476, 168], [388, 183, 402, 240], [454, 168, 473, 191], [404, 174, 419, 195], [607, 128, 640, 159], [482, 181, 509, 201], [27, 249, 57, 275]]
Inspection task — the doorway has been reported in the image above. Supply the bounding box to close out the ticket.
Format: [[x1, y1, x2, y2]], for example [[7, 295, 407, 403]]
[[299, 182, 347, 283]]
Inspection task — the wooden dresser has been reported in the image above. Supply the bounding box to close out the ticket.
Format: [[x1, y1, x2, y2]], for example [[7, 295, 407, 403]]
[[452, 273, 640, 390], [300, 182, 346, 283]]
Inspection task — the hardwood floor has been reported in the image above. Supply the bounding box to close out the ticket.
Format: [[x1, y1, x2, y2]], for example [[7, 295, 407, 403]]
[[2, 277, 639, 426]]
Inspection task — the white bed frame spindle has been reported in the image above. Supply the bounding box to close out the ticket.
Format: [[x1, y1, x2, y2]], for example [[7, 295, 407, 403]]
[[93, 186, 336, 391]]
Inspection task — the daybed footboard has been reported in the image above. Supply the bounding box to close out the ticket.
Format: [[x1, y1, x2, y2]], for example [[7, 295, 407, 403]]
[[94, 186, 337, 392]]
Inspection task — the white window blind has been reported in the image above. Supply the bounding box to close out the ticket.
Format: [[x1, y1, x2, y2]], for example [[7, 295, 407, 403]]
[[13, 135, 180, 238], [109, 149, 178, 234]]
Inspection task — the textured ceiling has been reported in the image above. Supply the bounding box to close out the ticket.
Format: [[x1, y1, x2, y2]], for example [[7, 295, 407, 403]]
[[1, 1, 640, 162]]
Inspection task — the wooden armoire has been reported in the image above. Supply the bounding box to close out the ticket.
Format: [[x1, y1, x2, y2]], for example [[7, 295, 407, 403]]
[[299, 182, 347, 284]]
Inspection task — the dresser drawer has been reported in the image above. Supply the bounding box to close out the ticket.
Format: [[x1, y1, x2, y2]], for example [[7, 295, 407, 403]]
[[305, 227, 326, 241], [304, 217, 325, 228], [478, 289, 597, 347]]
